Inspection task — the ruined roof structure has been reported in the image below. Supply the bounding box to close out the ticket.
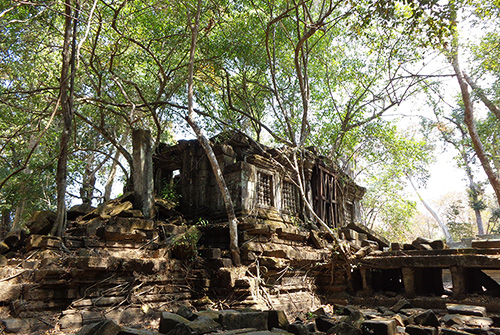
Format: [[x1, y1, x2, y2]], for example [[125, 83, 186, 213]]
[[153, 131, 366, 230]]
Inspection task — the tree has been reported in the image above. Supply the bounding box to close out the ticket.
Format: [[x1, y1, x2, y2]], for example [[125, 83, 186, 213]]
[[444, 0, 500, 208], [51, 0, 78, 237]]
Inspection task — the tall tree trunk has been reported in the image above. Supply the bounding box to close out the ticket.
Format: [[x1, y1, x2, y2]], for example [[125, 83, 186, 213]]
[[408, 175, 453, 243], [447, 4, 500, 208], [450, 56, 500, 208], [185, 0, 241, 266], [52, 0, 78, 237]]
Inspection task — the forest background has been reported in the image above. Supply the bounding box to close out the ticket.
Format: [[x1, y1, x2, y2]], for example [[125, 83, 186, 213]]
[[0, 0, 499, 244]]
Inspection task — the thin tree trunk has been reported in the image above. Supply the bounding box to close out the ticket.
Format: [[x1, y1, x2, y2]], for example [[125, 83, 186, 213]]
[[463, 73, 500, 122], [104, 128, 130, 201], [1, 209, 11, 239], [52, 0, 78, 237], [11, 201, 25, 230], [462, 158, 484, 235], [408, 175, 453, 243], [185, 0, 241, 266]]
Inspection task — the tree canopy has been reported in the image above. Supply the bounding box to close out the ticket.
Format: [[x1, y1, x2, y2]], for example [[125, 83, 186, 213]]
[[0, 0, 498, 241]]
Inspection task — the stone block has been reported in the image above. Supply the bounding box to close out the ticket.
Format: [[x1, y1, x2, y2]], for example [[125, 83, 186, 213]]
[[316, 315, 342, 332], [60, 313, 83, 330], [339, 229, 359, 241], [309, 231, 326, 249], [235, 278, 252, 288], [430, 240, 445, 250], [471, 239, 500, 249], [26, 234, 62, 251], [441, 329, 476, 335], [176, 306, 196, 321], [361, 240, 379, 249], [326, 322, 362, 335], [82, 311, 106, 325], [97, 226, 148, 242], [0, 282, 22, 302], [219, 311, 268, 330], [258, 256, 288, 268], [361, 319, 397, 335], [391, 299, 411, 313], [405, 325, 438, 335], [287, 323, 309, 335], [159, 312, 189, 334], [390, 243, 401, 251], [76, 319, 121, 335], [199, 248, 221, 259], [403, 244, 416, 250], [187, 316, 222, 333], [446, 304, 487, 317], [26, 210, 56, 235], [441, 314, 493, 327], [120, 327, 163, 335], [268, 310, 289, 330], [413, 310, 440, 327], [0, 318, 32, 333]]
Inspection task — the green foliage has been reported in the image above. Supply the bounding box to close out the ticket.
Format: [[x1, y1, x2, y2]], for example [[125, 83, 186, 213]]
[[159, 180, 181, 204], [445, 200, 475, 240], [171, 226, 202, 261]]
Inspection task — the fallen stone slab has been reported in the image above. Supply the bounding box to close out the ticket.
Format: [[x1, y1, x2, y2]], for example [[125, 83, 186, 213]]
[[326, 322, 362, 335], [220, 311, 268, 331], [430, 240, 445, 250], [159, 312, 190, 334], [460, 327, 490, 335], [176, 306, 196, 321], [76, 319, 122, 335], [287, 322, 309, 335], [413, 310, 440, 327], [120, 327, 163, 335], [406, 325, 438, 335], [441, 329, 476, 335], [442, 314, 493, 327], [187, 316, 222, 333], [446, 304, 487, 317], [26, 234, 62, 251], [361, 318, 397, 335], [0, 318, 33, 333], [316, 315, 344, 331], [267, 310, 289, 330], [471, 239, 500, 249], [391, 299, 411, 313], [59, 312, 83, 330]]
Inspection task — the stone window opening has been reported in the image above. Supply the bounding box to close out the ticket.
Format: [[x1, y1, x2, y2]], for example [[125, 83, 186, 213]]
[[257, 172, 273, 207], [282, 181, 300, 214]]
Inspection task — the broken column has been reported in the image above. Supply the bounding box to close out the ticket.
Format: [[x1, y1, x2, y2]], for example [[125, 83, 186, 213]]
[[132, 129, 154, 219]]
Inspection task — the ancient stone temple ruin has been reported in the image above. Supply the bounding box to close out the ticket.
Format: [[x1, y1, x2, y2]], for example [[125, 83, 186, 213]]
[[3, 132, 500, 334], [153, 132, 365, 228]]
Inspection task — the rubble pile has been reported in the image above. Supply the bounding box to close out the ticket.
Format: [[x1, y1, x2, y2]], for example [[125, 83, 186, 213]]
[[71, 302, 500, 335], [0, 194, 350, 334]]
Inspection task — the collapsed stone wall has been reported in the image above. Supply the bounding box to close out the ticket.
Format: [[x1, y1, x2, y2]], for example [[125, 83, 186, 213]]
[[0, 195, 350, 334]]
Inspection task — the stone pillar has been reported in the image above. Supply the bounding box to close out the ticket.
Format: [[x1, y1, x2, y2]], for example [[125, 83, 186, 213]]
[[402, 267, 416, 296], [450, 266, 466, 298], [132, 129, 154, 219]]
